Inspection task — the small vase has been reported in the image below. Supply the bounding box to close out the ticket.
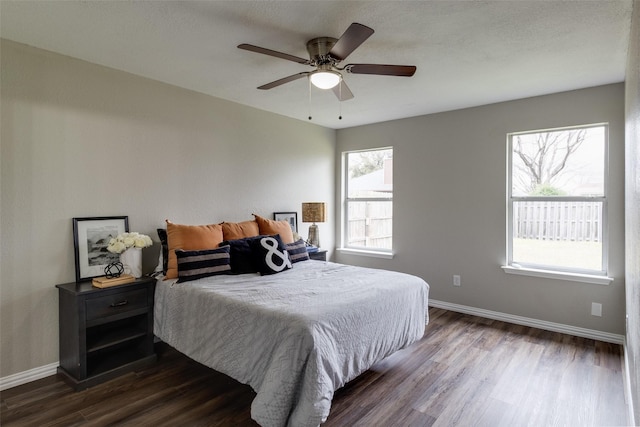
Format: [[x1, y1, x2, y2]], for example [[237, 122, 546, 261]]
[[120, 247, 142, 278]]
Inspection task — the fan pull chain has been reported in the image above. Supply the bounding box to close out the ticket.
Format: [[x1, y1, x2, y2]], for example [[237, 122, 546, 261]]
[[339, 81, 343, 120], [308, 79, 312, 120]]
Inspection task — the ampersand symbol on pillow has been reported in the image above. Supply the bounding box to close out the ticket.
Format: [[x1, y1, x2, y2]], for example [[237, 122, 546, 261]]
[[260, 237, 292, 272]]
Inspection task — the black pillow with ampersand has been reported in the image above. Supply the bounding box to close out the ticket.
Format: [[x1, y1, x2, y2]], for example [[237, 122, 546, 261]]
[[250, 234, 292, 275]]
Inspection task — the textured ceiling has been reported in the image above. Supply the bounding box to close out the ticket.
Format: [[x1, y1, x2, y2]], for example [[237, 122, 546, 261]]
[[0, 1, 633, 129]]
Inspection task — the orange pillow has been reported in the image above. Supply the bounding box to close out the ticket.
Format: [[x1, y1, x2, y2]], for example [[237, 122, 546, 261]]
[[253, 214, 294, 244], [165, 220, 224, 279], [221, 220, 260, 241]]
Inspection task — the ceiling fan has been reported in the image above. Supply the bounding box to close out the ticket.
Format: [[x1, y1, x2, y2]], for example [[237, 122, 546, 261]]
[[238, 23, 416, 101]]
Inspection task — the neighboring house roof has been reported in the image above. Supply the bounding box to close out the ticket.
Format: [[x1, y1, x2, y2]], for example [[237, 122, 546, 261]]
[[350, 169, 392, 194]]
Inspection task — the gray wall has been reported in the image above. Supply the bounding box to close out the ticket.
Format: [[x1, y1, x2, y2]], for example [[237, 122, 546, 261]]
[[336, 84, 626, 335], [0, 35, 631, 387], [625, 0, 640, 422], [0, 40, 336, 377]]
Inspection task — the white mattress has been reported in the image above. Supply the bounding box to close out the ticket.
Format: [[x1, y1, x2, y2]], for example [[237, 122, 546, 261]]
[[154, 261, 429, 427]]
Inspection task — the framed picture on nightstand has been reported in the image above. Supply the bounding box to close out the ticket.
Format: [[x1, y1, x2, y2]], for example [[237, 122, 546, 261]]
[[274, 212, 298, 233], [72, 216, 129, 282]]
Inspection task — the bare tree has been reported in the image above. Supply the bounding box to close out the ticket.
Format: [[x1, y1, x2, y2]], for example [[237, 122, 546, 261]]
[[513, 129, 586, 195], [349, 149, 391, 178]]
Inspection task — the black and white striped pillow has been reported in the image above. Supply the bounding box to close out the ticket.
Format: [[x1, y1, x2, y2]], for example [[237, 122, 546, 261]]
[[285, 238, 310, 263], [175, 245, 231, 283]]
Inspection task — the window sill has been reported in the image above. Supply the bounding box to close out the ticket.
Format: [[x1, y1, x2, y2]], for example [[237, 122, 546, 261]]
[[501, 265, 613, 285], [337, 248, 394, 259]]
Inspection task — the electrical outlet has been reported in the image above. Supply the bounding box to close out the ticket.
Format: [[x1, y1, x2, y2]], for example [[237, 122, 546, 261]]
[[627, 314, 629, 329], [591, 302, 602, 317], [453, 275, 461, 287]]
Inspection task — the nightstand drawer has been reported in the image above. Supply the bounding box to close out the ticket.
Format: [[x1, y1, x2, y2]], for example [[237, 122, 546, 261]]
[[85, 288, 148, 321]]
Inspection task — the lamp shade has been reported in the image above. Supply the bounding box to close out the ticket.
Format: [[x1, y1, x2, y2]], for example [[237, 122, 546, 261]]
[[302, 202, 326, 223]]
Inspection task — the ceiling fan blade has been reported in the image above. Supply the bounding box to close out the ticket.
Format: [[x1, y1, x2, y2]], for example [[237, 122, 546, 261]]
[[257, 72, 310, 90], [346, 64, 417, 77], [238, 44, 310, 65], [332, 80, 354, 101], [329, 23, 374, 61]]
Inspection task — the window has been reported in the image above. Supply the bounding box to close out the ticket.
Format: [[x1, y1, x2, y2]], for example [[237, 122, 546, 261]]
[[507, 124, 608, 277], [343, 148, 393, 252]]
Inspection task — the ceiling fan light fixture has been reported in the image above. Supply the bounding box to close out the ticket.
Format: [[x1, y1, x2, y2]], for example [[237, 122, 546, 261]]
[[309, 70, 341, 89]]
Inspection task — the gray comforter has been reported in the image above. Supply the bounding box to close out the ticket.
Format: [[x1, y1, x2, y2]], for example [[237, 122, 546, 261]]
[[154, 261, 429, 426]]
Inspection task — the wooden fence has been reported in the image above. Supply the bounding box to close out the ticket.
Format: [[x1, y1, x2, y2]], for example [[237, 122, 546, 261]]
[[347, 200, 601, 247], [513, 201, 602, 242], [347, 201, 392, 249]]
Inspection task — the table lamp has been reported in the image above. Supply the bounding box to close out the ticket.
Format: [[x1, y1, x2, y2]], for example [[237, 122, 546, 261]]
[[302, 202, 326, 247]]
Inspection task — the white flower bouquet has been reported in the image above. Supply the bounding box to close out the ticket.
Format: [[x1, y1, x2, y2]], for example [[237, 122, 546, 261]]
[[107, 232, 153, 254]]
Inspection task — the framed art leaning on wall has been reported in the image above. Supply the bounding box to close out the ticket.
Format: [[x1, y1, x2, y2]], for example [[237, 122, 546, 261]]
[[72, 216, 129, 282], [273, 212, 297, 233]]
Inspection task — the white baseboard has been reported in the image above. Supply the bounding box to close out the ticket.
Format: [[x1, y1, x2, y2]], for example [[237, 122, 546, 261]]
[[428, 299, 624, 345], [624, 342, 637, 427], [0, 362, 58, 391]]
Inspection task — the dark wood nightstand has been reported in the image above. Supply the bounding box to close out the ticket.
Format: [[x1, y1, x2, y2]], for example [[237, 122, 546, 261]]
[[56, 276, 156, 390], [308, 249, 328, 261]]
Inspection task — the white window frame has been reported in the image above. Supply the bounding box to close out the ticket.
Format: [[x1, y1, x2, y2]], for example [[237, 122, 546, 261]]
[[339, 147, 393, 257], [504, 123, 613, 285]]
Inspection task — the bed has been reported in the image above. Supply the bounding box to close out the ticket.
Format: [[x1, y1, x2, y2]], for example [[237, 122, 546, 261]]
[[154, 260, 429, 427]]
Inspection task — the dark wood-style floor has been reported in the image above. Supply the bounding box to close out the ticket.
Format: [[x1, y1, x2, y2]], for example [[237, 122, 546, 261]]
[[1, 308, 628, 426]]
